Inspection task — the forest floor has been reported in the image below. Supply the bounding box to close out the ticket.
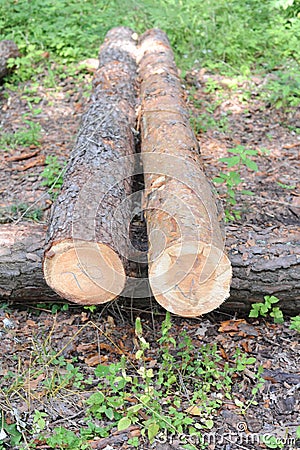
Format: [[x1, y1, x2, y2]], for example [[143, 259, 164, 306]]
[[0, 65, 299, 449]]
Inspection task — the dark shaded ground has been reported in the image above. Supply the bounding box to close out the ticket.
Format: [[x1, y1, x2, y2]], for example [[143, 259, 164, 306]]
[[0, 67, 299, 449]]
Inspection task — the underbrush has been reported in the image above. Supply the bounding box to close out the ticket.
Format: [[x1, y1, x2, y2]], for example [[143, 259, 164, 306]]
[[1, 0, 300, 92], [0, 312, 267, 450]]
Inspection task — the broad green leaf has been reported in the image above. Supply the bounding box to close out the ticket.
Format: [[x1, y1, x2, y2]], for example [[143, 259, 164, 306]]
[[135, 350, 143, 359], [245, 158, 258, 171], [220, 155, 240, 167], [105, 407, 114, 420], [86, 391, 105, 405], [213, 176, 225, 183], [148, 422, 160, 442], [118, 417, 131, 431], [127, 404, 143, 414], [140, 394, 151, 404], [204, 419, 214, 429], [245, 357, 256, 365], [95, 365, 111, 378]]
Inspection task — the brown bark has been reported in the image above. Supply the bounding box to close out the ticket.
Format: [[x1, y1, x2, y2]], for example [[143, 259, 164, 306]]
[[0, 40, 20, 80], [43, 27, 138, 305], [138, 29, 232, 317], [0, 223, 299, 313]]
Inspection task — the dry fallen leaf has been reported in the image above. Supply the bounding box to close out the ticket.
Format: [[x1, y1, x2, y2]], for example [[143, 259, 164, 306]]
[[218, 319, 246, 333], [185, 405, 202, 416]]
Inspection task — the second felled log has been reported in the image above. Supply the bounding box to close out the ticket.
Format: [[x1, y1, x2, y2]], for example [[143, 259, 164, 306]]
[[0, 40, 20, 80], [43, 27, 138, 305], [138, 29, 232, 317]]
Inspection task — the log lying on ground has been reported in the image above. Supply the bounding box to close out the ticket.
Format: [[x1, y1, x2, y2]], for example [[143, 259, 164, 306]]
[[1, 222, 299, 313], [138, 29, 232, 317], [43, 27, 138, 305], [0, 40, 20, 80]]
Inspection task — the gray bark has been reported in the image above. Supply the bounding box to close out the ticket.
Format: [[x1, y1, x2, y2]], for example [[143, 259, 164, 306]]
[[1, 222, 299, 314], [0, 40, 19, 80]]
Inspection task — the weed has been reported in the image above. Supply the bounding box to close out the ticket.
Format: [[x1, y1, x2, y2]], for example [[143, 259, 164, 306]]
[[260, 434, 285, 449], [41, 155, 66, 199], [46, 426, 90, 450], [213, 145, 258, 221], [85, 312, 264, 448], [83, 305, 97, 314], [260, 70, 300, 109], [289, 315, 300, 332], [0, 203, 43, 223], [277, 181, 296, 190], [249, 295, 284, 323], [0, 119, 42, 150]]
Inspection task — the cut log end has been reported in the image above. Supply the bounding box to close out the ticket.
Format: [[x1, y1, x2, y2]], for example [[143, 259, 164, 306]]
[[149, 242, 232, 317], [43, 240, 125, 305]]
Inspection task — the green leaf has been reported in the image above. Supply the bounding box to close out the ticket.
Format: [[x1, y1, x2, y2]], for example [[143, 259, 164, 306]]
[[148, 422, 160, 443], [127, 404, 143, 414], [135, 350, 143, 359], [245, 357, 256, 365], [213, 176, 225, 183], [105, 408, 114, 420], [265, 295, 280, 304], [220, 155, 240, 167], [118, 417, 132, 431], [135, 317, 143, 337], [244, 149, 258, 156], [94, 365, 111, 378], [244, 158, 258, 171], [140, 394, 151, 404], [241, 189, 255, 196], [86, 391, 105, 405], [296, 425, 300, 439], [204, 419, 214, 429], [228, 146, 245, 154]]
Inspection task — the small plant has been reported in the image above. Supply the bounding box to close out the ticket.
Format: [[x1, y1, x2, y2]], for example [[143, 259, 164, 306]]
[[41, 155, 66, 199], [0, 203, 43, 223], [46, 426, 90, 450], [261, 70, 300, 109], [0, 119, 42, 150], [213, 145, 258, 221], [249, 295, 284, 323], [289, 315, 300, 332], [260, 434, 285, 449], [85, 312, 265, 449]]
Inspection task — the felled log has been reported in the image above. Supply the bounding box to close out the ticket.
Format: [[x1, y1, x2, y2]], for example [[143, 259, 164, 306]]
[[138, 29, 232, 317], [43, 27, 138, 305], [0, 223, 299, 314], [0, 40, 20, 80]]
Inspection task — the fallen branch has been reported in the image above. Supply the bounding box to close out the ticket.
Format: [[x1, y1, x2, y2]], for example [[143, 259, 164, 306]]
[[0, 222, 299, 314]]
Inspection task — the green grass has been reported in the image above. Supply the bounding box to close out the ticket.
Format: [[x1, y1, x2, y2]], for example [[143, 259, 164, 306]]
[[1, 0, 300, 80], [0, 119, 42, 150]]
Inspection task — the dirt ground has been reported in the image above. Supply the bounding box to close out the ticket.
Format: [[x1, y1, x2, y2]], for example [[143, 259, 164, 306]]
[[0, 66, 299, 449]]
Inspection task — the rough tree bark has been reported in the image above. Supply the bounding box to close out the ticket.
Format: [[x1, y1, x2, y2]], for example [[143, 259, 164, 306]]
[[43, 27, 138, 305], [138, 29, 232, 317], [0, 40, 20, 80], [0, 223, 299, 313]]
